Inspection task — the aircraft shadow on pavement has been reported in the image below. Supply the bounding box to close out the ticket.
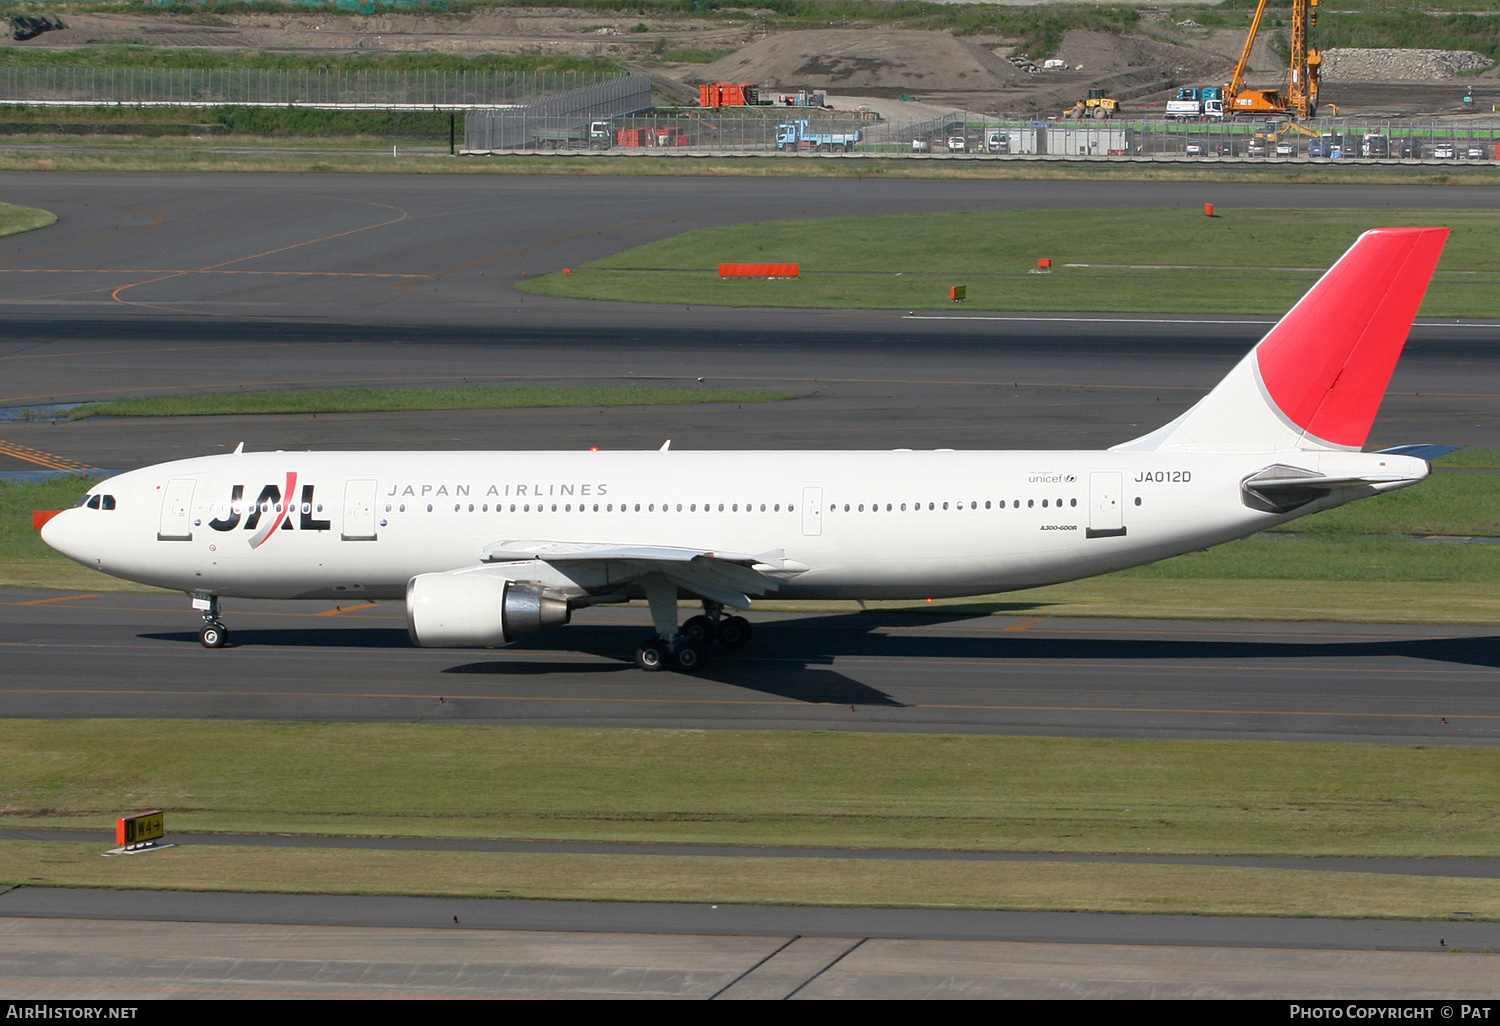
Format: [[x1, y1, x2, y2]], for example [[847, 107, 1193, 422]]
[[141, 610, 1500, 707], [143, 628, 415, 649], [730, 611, 1500, 671], [444, 622, 907, 707]]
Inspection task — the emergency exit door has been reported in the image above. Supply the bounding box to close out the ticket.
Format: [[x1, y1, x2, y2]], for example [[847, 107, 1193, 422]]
[[341, 479, 378, 541], [801, 487, 823, 536], [1086, 471, 1127, 539], [156, 478, 196, 541]]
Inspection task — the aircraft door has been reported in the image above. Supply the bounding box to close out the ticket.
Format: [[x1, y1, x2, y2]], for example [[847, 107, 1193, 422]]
[[1086, 471, 1127, 538], [801, 487, 823, 536], [341, 479, 378, 541], [157, 478, 196, 541]]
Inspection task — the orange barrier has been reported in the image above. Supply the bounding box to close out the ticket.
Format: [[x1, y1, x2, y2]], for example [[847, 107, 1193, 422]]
[[718, 263, 800, 278], [33, 510, 59, 530]]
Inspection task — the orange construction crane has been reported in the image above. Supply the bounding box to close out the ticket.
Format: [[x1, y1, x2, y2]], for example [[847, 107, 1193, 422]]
[[1287, 0, 1322, 118], [1225, 0, 1321, 119]]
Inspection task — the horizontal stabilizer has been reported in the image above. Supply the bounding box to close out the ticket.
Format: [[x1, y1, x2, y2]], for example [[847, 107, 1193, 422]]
[[1241, 461, 1424, 514], [1375, 444, 1462, 463]]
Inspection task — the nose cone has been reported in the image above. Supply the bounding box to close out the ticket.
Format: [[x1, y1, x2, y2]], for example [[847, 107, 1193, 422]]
[[40, 508, 66, 552], [40, 507, 81, 563]]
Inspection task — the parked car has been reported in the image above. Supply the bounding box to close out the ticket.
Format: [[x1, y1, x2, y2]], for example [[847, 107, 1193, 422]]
[[1465, 144, 1486, 159], [1216, 141, 1239, 157], [911, 137, 931, 153], [1185, 140, 1205, 156], [1307, 139, 1326, 157], [1246, 140, 1268, 157], [947, 136, 967, 152], [1432, 142, 1457, 159], [1275, 141, 1296, 157]]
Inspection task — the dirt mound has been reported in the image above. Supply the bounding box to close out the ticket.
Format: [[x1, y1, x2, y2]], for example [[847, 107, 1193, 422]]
[[693, 29, 1032, 91], [1053, 29, 1228, 80]]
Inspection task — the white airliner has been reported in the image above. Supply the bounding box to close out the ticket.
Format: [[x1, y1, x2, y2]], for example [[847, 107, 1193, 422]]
[[41, 227, 1451, 670]]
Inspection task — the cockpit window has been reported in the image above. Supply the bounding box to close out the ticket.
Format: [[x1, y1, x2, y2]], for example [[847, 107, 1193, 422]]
[[82, 494, 116, 510], [85, 495, 100, 509], [101, 495, 116, 510]]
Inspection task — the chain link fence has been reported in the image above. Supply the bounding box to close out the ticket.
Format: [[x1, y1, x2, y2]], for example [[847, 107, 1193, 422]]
[[462, 73, 653, 151], [0, 66, 617, 110], [462, 110, 1500, 162]]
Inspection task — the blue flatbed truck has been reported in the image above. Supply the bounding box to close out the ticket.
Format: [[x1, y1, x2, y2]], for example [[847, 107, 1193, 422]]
[[776, 120, 862, 152]]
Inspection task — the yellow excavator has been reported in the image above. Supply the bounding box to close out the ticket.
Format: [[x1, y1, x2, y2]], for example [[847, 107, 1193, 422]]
[[1226, 0, 1321, 118]]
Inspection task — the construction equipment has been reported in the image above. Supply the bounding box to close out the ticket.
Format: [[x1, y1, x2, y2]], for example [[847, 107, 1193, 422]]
[[1062, 89, 1120, 120], [1288, 0, 1322, 119], [699, 83, 760, 108], [531, 120, 614, 150], [1166, 86, 1224, 120], [775, 120, 861, 152], [1225, 0, 1321, 118]]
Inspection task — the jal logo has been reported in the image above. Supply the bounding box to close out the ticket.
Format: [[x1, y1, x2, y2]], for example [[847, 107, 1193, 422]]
[[208, 473, 331, 548]]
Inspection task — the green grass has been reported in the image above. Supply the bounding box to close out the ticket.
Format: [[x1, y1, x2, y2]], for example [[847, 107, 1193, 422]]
[[1269, 467, 1500, 537], [849, 578, 1500, 624], [70, 385, 796, 419], [518, 208, 1500, 315], [8, 841, 1500, 918], [1121, 533, 1500, 582], [0, 202, 56, 238], [5, 722, 1499, 857], [1434, 448, 1500, 469], [0, 43, 620, 75]]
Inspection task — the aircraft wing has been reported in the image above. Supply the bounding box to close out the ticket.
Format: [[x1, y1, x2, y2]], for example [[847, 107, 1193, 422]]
[[480, 540, 806, 610]]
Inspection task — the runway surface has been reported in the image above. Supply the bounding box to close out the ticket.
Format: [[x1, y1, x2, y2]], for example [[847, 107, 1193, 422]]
[[4, 888, 1500, 1000], [4, 589, 1499, 745], [3, 174, 1499, 997]]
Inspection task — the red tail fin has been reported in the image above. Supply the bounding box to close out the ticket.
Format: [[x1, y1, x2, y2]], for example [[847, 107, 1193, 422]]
[[1115, 227, 1449, 455], [1255, 227, 1449, 449]]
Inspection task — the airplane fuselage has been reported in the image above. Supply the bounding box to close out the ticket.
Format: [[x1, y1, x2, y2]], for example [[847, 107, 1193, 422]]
[[46, 447, 1427, 602]]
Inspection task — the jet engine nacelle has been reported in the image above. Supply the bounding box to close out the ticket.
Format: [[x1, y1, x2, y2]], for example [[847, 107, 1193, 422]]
[[405, 571, 571, 648]]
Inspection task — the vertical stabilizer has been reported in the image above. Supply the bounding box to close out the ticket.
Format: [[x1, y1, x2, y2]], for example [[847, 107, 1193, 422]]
[[1113, 227, 1449, 454]]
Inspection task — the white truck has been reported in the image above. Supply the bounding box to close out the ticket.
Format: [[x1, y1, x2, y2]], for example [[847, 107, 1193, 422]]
[[1166, 87, 1225, 120]]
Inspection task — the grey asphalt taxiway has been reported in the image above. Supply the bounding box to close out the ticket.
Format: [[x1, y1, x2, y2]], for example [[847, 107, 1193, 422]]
[[3, 590, 1499, 745], [3, 174, 1500, 997]]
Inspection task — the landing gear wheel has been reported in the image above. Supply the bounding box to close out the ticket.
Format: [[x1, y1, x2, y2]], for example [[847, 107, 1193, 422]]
[[717, 616, 752, 650], [199, 622, 228, 649], [681, 615, 717, 644], [673, 641, 708, 672], [634, 641, 669, 672]]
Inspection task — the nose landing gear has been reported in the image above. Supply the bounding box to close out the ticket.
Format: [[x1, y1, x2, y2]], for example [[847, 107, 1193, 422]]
[[192, 592, 229, 648]]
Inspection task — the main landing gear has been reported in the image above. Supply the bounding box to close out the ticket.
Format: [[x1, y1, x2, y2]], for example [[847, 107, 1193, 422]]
[[192, 592, 228, 648], [632, 580, 753, 673]]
